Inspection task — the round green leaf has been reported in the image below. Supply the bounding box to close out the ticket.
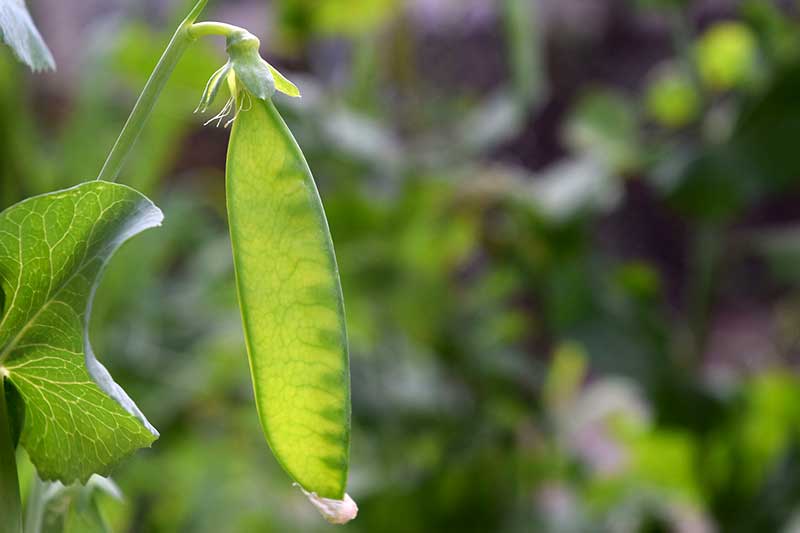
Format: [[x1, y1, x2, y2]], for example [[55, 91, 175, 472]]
[[0, 181, 161, 484]]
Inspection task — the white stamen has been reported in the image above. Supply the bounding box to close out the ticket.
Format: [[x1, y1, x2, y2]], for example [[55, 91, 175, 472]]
[[204, 96, 234, 127], [225, 96, 245, 128], [224, 90, 253, 128]]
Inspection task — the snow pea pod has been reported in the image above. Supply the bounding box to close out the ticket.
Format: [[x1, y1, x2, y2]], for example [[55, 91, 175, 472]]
[[226, 97, 351, 502]]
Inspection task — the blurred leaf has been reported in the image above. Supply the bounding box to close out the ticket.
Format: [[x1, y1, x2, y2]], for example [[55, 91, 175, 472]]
[[645, 62, 701, 128], [0, 182, 160, 483], [593, 421, 701, 507], [750, 226, 800, 285], [458, 91, 526, 153], [564, 88, 641, 173], [614, 262, 661, 302], [321, 108, 402, 168], [278, 0, 400, 44], [316, 0, 400, 35], [0, 43, 53, 200], [737, 373, 800, 488], [728, 63, 800, 190], [667, 147, 752, 220], [527, 157, 622, 223], [0, 0, 54, 71], [743, 0, 800, 64], [696, 22, 759, 91], [665, 62, 800, 219], [543, 342, 587, 413]]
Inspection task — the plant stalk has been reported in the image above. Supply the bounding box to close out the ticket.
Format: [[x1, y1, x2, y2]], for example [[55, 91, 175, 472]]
[[687, 223, 722, 361], [96, 0, 209, 182], [0, 377, 22, 533], [22, 476, 45, 533]]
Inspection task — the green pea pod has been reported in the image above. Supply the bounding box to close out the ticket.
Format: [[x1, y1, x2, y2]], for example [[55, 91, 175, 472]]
[[226, 98, 353, 514]]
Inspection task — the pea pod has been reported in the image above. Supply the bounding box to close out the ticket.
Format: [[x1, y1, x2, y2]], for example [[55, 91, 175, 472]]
[[226, 98, 352, 507]]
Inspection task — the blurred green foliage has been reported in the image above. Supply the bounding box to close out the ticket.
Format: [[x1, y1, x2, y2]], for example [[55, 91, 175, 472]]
[[5, 0, 800, 531], [645, 63, 700, 128], [695, 22, 758, 91]]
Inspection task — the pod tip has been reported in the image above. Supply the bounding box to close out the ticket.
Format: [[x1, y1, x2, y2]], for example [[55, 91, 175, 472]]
[[295, 484, 358, 525]]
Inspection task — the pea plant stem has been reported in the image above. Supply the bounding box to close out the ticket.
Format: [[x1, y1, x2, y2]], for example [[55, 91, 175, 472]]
[[97, 0, 210, 183], [96, 0, 254, 183], [0, 377, 22, 533]]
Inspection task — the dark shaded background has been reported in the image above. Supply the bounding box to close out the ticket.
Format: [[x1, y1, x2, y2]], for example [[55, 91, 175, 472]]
[[5, 0, 800, 531]]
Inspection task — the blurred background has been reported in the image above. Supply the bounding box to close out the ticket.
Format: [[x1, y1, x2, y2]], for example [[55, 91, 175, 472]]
[[5, 0, 800, 531]]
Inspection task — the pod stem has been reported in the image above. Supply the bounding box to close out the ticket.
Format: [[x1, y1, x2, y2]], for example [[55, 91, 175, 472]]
[[96, 0, 210, 182], [0, 377, 22, 533], [189, 21, 244, 40]]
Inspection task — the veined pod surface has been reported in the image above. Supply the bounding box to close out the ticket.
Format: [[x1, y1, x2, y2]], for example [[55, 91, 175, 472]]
[[226, 98, 351, 502]]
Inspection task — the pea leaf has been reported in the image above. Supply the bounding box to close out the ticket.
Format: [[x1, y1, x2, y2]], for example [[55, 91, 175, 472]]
[[0, 181, 161, 484], [226, 99, 352, 503], [0, 0, 55, 71]]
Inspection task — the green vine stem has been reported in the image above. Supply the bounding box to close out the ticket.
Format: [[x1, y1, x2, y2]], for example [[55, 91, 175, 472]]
[[96, 0, 209, 182], [96, 0, 253, 183], [0, 376, 22, 533]]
